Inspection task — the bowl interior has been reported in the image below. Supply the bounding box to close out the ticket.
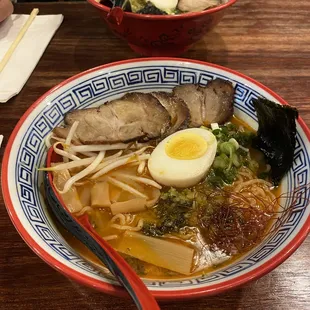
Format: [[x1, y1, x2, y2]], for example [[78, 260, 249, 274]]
[[89, 0, 237, 19], [3, 59, 310, 298]]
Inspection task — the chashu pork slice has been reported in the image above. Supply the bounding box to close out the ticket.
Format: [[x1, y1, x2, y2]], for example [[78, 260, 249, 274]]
[[152, 91, 190, 135], [199, 79, 234, 125], [173, 78, 234, 127], [173, 84, 204, 127], [54, 92, 171, 144]]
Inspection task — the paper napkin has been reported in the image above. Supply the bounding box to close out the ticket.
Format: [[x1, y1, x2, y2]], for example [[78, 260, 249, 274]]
[[0, 14, 64, 103]]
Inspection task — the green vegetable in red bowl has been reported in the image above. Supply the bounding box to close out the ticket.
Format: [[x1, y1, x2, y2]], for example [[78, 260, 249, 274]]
[[107, 0, 226, 15], [88, 0, 237, 56]]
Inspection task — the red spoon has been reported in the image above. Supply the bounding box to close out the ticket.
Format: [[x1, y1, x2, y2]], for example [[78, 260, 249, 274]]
[[44, 147, 160, 310]]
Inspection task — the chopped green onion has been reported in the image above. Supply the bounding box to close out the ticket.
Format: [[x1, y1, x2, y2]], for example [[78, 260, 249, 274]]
[[213, 156, 228, 169], [220, 142, 236, 155], [232, 153, 241, 167], [229, 138, 239, 150], [212, 129, 221, 136], [238, 145, 249, 152], [211, 123, 220, 130]]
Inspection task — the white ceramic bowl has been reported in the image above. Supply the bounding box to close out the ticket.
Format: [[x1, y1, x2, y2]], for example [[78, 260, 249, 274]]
[[2, 58, 310, 300]]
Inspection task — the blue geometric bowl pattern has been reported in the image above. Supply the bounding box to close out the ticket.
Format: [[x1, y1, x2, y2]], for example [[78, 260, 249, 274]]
[[10, 62, 310, 290]]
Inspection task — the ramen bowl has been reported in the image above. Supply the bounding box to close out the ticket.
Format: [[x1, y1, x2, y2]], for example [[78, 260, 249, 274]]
[[87, 0, 237, 56], [2, 58, 310, 300]]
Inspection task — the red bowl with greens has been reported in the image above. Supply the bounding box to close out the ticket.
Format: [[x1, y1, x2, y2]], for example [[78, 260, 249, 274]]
[[87, 0, 237, 56]]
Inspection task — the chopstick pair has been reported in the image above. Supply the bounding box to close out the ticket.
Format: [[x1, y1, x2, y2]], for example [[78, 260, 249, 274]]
[[0, 8, 39, 73]]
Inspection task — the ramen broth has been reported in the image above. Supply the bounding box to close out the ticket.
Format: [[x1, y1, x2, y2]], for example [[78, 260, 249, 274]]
[[50, 116, 281, 280]]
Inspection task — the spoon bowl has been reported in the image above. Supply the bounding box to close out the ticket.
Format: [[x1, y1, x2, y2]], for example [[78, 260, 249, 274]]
[[44, 146, 159, 310]]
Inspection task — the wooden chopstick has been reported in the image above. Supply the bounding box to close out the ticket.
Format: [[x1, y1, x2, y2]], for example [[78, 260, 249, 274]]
[[0, 8, 39, 73]]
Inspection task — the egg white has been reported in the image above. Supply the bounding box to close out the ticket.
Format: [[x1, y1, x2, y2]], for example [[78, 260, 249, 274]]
[[150, 0, 178, 13], [148, 128, 217, 188]]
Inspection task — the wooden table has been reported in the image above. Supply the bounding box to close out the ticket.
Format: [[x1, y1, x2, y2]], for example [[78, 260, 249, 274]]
[[1, 1, 309, 309]]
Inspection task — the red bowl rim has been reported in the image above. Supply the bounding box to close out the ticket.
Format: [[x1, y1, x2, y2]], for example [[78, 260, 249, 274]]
[[87, 0, 237, 20], [2, 57, 310, 301]]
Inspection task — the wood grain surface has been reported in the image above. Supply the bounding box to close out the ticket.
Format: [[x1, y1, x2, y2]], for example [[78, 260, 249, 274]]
[[0, 1, 309, 309]]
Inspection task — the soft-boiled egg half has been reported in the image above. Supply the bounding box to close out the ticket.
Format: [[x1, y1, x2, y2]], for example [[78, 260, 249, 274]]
[[148, 128, 217, 188]]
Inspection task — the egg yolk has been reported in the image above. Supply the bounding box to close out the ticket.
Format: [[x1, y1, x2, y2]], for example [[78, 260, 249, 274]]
[[165, 132, 208, 160]]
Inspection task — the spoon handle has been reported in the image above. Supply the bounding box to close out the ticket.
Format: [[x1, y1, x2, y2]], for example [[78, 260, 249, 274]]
[[44, 172, 160, 310], [79, 214, 161, 310]]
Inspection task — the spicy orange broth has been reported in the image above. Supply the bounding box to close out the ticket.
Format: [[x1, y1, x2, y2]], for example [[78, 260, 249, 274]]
[[49, 116, 281, 280]]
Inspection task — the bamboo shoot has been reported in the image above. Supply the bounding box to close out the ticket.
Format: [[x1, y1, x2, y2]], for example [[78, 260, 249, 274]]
[[53, 169, 83, 213], [110, 198, 147, 215], [116, 231, 194, 275], [91, 182, 111, 208], [79, 183, 92, 207], [109, 184, 122, 203]]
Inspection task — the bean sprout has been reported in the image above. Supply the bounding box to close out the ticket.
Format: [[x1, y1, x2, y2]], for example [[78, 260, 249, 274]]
[[64, 121, 79, 163], [111, 172, 162, 189], [53, 142, 81, 161], [41, 156, 96, 171], [50, 136, 66, 143], [65, 121, 79, 146], [137, 160, 146, 174], [107, 177, 147, 199], [78, 151, 98, 157], [239, 145, 249, 152], [45, 132, 54, 149], [70, 143, 132, 153], [102, 150, 123, 161], [58, 151, 106, 194], [93, 147, 150, 174], [91, 154, 150, 179]]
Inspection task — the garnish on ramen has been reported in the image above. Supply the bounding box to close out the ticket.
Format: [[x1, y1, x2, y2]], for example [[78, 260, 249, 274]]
[[104, 0, 227, 15], [41, 78, 299, 278]]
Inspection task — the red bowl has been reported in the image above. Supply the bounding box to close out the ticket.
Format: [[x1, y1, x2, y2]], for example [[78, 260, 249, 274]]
[[87, 0, 237, 56]]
